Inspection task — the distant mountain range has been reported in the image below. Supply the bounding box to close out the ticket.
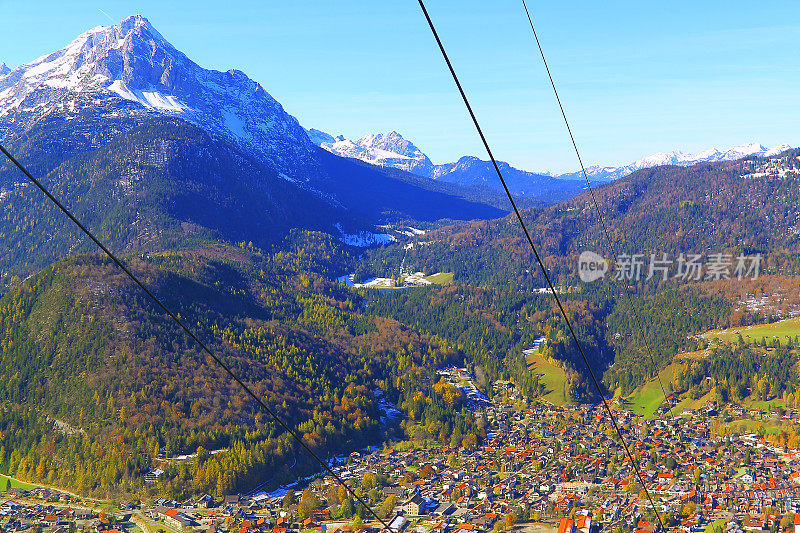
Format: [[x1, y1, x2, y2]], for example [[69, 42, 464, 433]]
[[0, 11, 793, 268], [555, 142, 794, 181], [309, 127, 793, 191], [309, 129, 586, 203], [314, 130, 434, 177]]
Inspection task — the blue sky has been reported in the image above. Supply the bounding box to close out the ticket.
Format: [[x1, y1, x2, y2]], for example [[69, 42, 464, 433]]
[[1, 1, 798, 173]]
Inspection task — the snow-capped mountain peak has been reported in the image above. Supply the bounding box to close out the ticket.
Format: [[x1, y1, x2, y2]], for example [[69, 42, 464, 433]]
[[2, 15, 176, 98], [0, 14, 512, 237], [764, 143, 793, 156], [316, 130, 434, 176], [0, 14, 317, 179]]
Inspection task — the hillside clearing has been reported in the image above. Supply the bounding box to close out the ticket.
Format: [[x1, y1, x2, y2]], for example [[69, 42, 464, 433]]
[[0, 474, 41, 491], [624, 361, 685, 418], [526, 352, 570, 406], [424, 272, 454, 285], [703, 317, 800, 345]]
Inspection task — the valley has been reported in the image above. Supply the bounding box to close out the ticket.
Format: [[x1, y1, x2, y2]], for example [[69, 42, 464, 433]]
[[0, 8, 799, 533], [6, 370, 800, 533]]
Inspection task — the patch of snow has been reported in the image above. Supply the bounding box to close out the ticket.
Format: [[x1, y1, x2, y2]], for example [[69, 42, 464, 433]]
[[140, 91, 188, 113], [168, 447, 228, 461], [107, 80, 188, 113], [334, 223, 396, 247], [370, 147, 412, 160], [403, 272, 432, 285]]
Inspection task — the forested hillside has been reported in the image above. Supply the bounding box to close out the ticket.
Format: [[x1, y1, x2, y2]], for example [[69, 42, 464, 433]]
[[357, 149, 800, 289], [0, 115, 363, 284], [364, 284, 610, 403], [603, 286, 731, 394], [676, 343, 799, 405], [354, 150, 800, 394], [0, 233, 480, 498]]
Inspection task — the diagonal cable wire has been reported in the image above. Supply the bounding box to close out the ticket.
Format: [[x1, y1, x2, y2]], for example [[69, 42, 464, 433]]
[[520, 1, 688, 506], [414, 1, 665, 527], [0, 144, 390, 530], [520, 0, 673, 412]]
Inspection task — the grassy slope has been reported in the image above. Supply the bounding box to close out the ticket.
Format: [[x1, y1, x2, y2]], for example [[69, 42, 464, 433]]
[[425, 272, 454, 285], [674, 390, 715, 414], [703, 317, 800, 344], [620, 318, 800, 420], [0, 474, 40, 491], [724, 418, 797, 436], [742, 398, 785, 410], [624, 362, 684, 418], [526, 352, 570, 406]]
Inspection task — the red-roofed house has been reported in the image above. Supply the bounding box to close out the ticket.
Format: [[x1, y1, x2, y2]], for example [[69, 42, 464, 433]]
[[558, 518, 575, 533], [575, 515, 592, 533]]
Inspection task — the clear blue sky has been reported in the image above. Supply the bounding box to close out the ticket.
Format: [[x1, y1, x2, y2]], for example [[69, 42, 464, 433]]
[[1, 1, 798, 173]]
